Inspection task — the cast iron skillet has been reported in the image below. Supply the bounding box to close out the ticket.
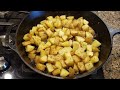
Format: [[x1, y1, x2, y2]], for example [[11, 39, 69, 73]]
[[5, 11, 120, 79]]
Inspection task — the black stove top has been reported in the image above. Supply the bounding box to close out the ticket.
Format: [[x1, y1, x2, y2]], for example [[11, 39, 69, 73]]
[[0, 11, 104, 79]]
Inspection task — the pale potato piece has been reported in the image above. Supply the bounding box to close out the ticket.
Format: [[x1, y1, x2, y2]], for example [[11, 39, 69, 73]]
[[87, 45, 92, 52], [52, 69, 61, 76], [55, 54, 64, 61], [72, 55, 81, 63], [50, 45, 58, 55], [37, 42, 46, 52], [32, 35, 41, 46], [90, 56, 99, 63], [86, 51, 93, 56], [39, 55, 47, 64], [40, 49, 46, 57], [55, 61, 62, 69], [88, 27, 95, 35], [26, 45, 35, 52], [23, 34, 30, 41], [60, 69, 69, 77], [46, 63, 54, 73], [59, 47, 72, 56], [77, 62, 86, 72], [48, 55, 55, 64], [73, 19, 79, 27], [59, 60, 67, 68], [59, 30, 64, 37], [47, 16, 54, 20], [78, 31, 86, 37], [62, 35, 68, 41], [36, 63, 46, 71], [46, 29, 53, 37], [49, 38, 55, 44], [92, 47, 100, 52], [75, 36, 85, 42], [80, 42, 87, 50], [73, 64, 79, 73], [86, 32, 93, 38], [75, 48, 86, 59], [72, 41, 80, 52], [54, 19, 62, 28], [60, 15, 66, 20], [85, 62, 94, 71], [67, 16, 74, 20], [83, 56, 90, 64], [29, 50, 36, 54], [22, 41, 31, 46], [45, 20, 53, 28], [68, 67, 75, 77], [65, 28, 71, 36], [61, 41, 71, 47], [92, 40, 101, 48], [45, 41, 52, 48], [82, 25, 89, 31], [83, 19, 89, 25]]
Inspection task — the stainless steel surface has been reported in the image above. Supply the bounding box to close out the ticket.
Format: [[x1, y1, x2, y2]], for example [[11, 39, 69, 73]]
[[0, 56, 8, 71]]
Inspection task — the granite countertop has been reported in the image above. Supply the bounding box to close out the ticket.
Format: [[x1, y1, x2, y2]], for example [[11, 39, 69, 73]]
[[94, 11, 120, 79]]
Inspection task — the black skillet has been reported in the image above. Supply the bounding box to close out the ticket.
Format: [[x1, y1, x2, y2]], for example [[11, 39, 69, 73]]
[[5, 11, 120, 79]]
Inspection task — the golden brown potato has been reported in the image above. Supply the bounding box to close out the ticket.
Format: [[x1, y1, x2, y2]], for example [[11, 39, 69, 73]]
[[26, 45, 35, 52], [59, 60, 67, 68], [46, 29, 53, 37], [48, 55, 55, 64], [34, 56, 40, 64], [85, 62, 94, 71], [55, 54, 64, 61], [22, 41, 31, 46], [73, 64, 79, 73], [92, 47, 100, 52], [68, 67, 75, 77], [60, 69, 69, 77], [52, 69, 61, 76], [94, 52, 99, 57], [46, 63, 54, 73], [72, 41, 80, 52], [82, 25, 89, 31], [72, 55, 81, 63], [83, 56, 90, 64], [92, 40, 101, 48], [36, 63, 46, 71], [60, 15, 66, 20], [28, 53, 36, 60], [39, 55, 48, 64], [45, 48, 50, 55], [90, 56, 99, 64], [78, 31, 86, 37], [55, 61, 62, 69], [23, 34, 31, 41], [77, 62, 86, 72], [85, 37, 93, 44], [70, 30, 78, 36], [39, 32, 47, 41]]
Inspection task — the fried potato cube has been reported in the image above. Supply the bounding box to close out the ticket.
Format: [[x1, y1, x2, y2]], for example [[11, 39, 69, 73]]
[[60, 69, 69, 77], [32, 36, 41, 46], [75, 50, 87, 59], [73, 64, 79, 73], [65, 52, 74, 66], [78, 18, 84, 29], [48, 55, 55, 64], [59, 30, 64, 37], [86, 32, 93, 38], [85, 37, 93, 44], [72, 55, 81, 63], [38, 32, 47, 41], [83, 56, 90, 64], [45, 20, 53, 28], [26, 45, 35, 52], [45, 48, 50, 55], [62, 35, 68, 41], [37, 42, 46, 52], [64, 20, 72, 28], [47, 16, 54, 20], [22, 41, 31, 46], [28, 53, 36, 60], [36, 63, 46, 71], [92, 40, 101, 48], [68, 67, 75, 77], [34, 56, 40, 64], [83, 19, 89, 25], [65, 28, 71, 36], [72, 41, 80, 52], [23, 34, 30, 41], [85, 62, 94, 71], [52, 69, 61, 76], [94, 52, 99, 57], [77, 62, 86, 72], [67, 16, 74, 20], [49, 38, 55, 44], [39, 55, 47, 64], [55, 61, 62, 69], [90, 56, 99, 63], [54, 37, 60, 45], [60, 15, 66, 20], [30, 50, 36, 54], [30, 26, 38, 35], [46, 63, 54, 73], [59, 60, 67, 68], [92, 47, 100, 52], [86, 51, 93, 56], [45, 41, 51, 48], [46, 29, 53, 37], [40, 49, 46, 57], [80, 42, 87, 50], [75, 36, 85, 42], [78, 31, 86, 37], [62, 19, 68, 27], [73, 19, 79, 27], [70, 30, 78, 36], [50, 45, 58, 55], [87, 45, 92, 51], [82, 25, 89, 31], [54, 19, 62, 28], [55, 54, 64, 61], [61, 41, 71, 47]]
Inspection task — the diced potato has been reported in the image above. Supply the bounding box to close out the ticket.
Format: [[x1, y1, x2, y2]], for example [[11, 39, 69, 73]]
[[55, 54, 64, 61], [78, 17, 84, 29], [37, 42, 46, 52], [55, 61, 62, 69], [85, 62, 94, 71], [65, 52, 74, 66], [54, 37, 60, 45], [59, 30, 64, 37], [92, 47, 100, 52], [86, 51, 93, 56], [50, 45, 57, 55], [49, 38, 55, 44], [67, 16, 74, 20], [47, 16, 54, 20], [61, 41, 71, 47], [30, 50, 36, 54], [64, 20, 72, 28], [46, 63, 54, 73], [73, 64, 79, 73], [40, 49, 46, 57], [82, 25, 89, 31], [54, 19, 62, 28], [59, 60, 67, 68], [60, 69, 69, 77], [75, 50, 87, 59], [92, 40, 101, 48], [70, 30, 78, 36], [45, 20, 53, 28], [23, 34, 30, 41], [39, 55, 47, 64], [45, 41, 51, 48], [78, 31, 86, 37], [28, 53, 36, 60], [62, 35, 68, 41], [59, 47, 72, 56], [72, 41, 80, 52], [72, 55, 81, 63], [94, 52, 99, 57], [26, 45, 35, 52], [86, 32, 93, 38], [45, 48, 50, 55], [83, 19, 89, 25], [22, 41, 31, 46], [87, 45, 92, 51], [34, 56, 40, 64], [48, 55, 55, 64], [73, 19, 79, 27], [68, 67, 75, 77], [52, 69, 61, 76], [32, 36, 41, 46], [38, 32, 47, 41], [77, 62, 86, 72], [80, 42, 87, 50], [36, 63, 46, 71], [90, 56, 99, 63], [60, 15, 66, 20], [85, 37, 93, 44], [46, 29, 53, 37], [75, 36, 85, 42], [83, 56, 90, 64], [65, 28, 71, 36]]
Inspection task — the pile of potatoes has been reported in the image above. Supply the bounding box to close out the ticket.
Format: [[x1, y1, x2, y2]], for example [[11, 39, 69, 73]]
[[22, 15, 101, 78]]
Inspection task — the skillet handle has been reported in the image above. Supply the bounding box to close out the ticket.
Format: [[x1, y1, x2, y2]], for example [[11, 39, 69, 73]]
[[5, 24, 18, 52], [109, 28, 120, 38]]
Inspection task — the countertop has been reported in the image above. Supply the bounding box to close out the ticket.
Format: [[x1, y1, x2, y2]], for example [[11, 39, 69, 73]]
[[94, 11, 120, 79]]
